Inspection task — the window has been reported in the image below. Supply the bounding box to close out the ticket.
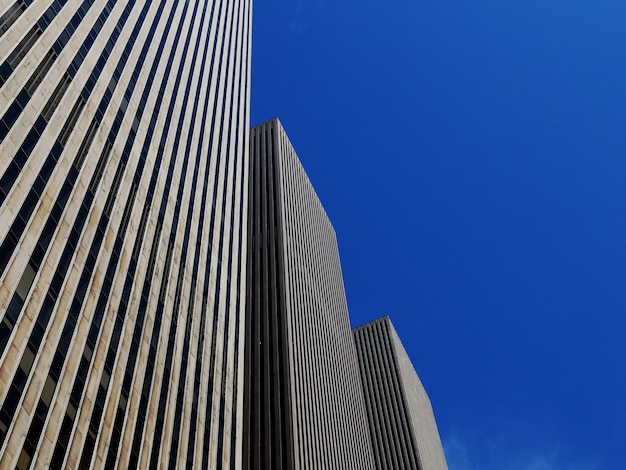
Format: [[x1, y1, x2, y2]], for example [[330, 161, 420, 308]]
[[16, 449, 31, 470], [25, 49, 57, 96], [7, 25, 41, 69], [16, 263, 36, 301], [0, 1, 26, 38], [58, 98, 85, 146], [42, 73, 71, 121]]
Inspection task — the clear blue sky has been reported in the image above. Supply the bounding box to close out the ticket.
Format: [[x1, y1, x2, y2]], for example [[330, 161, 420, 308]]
[[251, 1, 626, 468]]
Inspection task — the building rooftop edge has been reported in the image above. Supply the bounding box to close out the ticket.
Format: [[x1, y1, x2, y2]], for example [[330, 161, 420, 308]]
[[251, 115, 281, 129], [352, 315, 393, 332]]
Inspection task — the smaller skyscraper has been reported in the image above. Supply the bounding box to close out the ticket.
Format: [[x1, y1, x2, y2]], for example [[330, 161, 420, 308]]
[[354, 316, 448, 470], [244, 117, 374, 469]]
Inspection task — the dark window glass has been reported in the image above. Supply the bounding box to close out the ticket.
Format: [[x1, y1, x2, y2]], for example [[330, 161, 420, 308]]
[[0, 89, 30, 142], [0, 115, 8, 137], [42, 73, 71, 121], [25, 49, 57, 96], [5, 295, 23, 325], [16, 449, 31, 470], [27, 322, 44, 350], [0, 317, 12, 353], [58, 98, 85, 146], [0, 161, 21, 199], [0, 2, 26, 39], [103, 162, 125, 216], [15, 262, 36, 301], [20, 128, 39, 155], [7, 24, 41, 69]]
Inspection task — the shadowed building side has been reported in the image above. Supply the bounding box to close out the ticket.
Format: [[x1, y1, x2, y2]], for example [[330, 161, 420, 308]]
[[243, 117, 295, 469]]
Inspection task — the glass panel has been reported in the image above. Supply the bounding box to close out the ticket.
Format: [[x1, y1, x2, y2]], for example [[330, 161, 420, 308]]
[[16, 263, 36, 301]]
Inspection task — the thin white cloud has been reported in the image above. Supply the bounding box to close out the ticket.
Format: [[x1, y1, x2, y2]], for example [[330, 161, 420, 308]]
[[443, 433, 600, 470], [444, 435, 472, 470]]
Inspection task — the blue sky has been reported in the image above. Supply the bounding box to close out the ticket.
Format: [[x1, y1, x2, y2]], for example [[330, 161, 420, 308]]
[[251, 1, 626, 468]]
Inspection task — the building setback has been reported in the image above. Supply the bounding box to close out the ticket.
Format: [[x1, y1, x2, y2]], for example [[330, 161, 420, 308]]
[[244, 117, 375, 470], [354, 316, 448, 470], [0, 0, 251, 467]]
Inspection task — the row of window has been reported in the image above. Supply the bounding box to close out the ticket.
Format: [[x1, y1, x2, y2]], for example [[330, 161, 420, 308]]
[[0, 105, 90, 423], [6, 24, 41, 70], [214, 5, 252, 463], [245, 124, 297, 470], [0, 0, 131, 358], [354, 323, 421, 469], [80, 0, 187, 462], [77, 0, 246, 464], [47, 0, 169, 465], [160, 0, 220, 461], [0, 1, 29, 39], [146, 0, 230, 464], [0, 0, 95, 121], [1, 0, 250, 468], [230, 17, 251, 458], [163, 0, 241, 468], [122, 216, 162, 459], [0, 0, 139, 465], [0, 0, 112, 204]]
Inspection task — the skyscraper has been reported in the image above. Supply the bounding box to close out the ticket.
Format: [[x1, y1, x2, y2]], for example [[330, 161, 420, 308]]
[[244, 117, 375, 469], [354, 316, 448, 470], [1, 1, 450, 468], [0, 0, 251, 467]]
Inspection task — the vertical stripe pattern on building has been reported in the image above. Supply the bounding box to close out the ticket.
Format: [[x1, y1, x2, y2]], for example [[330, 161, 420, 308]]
[[0, 0, 251, 467], [353, 316, 448, 470], [245, 117, 375, 470]]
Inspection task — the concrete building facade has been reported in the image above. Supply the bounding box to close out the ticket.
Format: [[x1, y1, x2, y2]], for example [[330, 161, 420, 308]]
[[244, 117, 375, 470], [0, 0, 251, 467], [354, 316, 448, 470]]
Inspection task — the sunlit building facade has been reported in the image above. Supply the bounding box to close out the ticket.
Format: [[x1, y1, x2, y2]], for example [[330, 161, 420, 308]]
[[0, 0, 251, 467]]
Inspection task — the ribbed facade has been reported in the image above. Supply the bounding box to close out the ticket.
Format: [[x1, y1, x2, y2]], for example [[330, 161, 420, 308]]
[[244, 117, 374, 470], [353, 317, 448, 470], [0, 0, 251, 467]]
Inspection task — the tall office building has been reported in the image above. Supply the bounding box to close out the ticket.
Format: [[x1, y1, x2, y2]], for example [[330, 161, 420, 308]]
[[244, 117, 375, 469], [354, 316, 448, 470], [0, 0, 251, 467]]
